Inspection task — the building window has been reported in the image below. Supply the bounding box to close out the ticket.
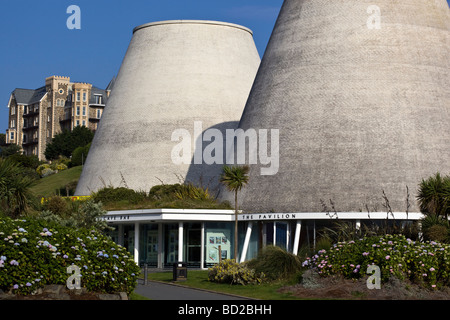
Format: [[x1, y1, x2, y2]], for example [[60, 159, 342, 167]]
[[10, 119, 15, 128], [48, 115, 51, 122], [11, 106, 15, 115], [77, 92, 81, 101], [82, 120, 86, 126], [76, 120, 80, 126], [76, 106, 80, 116], [23, 134, 27, 143], [82, 106, 86, 116], [10, 132, 14, 140], [95, 95, 103, 104], [83, 92, 87, 102], [97, 109, 101, 119]]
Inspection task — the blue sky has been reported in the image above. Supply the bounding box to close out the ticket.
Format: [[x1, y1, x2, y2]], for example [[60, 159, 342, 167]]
[[0, 0, 448, 134], [0, 0, 283, 133]]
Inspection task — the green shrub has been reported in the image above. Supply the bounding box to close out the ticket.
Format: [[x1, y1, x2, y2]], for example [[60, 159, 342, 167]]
[[36, 164, 50, 176], [70, 143, 91, 167], [174, 184, 212, 201], [149, 184, 183, 200], [302, 234, 450, 290], [58, 180, 78, 197], [38, 199, 111, 233], [425, 225, 449, 244], [41, 168, 56, 178], [0, 216, 140, 295], [7, 154, 42, 170], [55, 156, 71, 167], [247, 245, 302, 280], [421, 214, 450, 243], [92, 187, 147, 205], [93, 185, 231, 210], [208, 259, 265, 285], [51, 163, 68, 172], [43, 196, 70, 216]]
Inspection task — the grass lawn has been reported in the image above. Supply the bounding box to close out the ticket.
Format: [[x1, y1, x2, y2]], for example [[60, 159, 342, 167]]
[[145, 270, 301, 300], [30, 166, 83, 198]]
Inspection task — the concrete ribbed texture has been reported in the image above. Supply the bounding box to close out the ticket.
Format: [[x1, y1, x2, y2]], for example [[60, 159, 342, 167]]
[[75, 20, 260, 195], [220, 0, 450, 213]]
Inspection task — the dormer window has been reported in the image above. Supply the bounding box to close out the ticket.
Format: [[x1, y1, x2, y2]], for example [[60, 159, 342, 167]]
[[95, 95, 103, 104]]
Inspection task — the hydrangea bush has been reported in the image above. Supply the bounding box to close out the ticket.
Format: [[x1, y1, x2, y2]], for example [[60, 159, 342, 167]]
[[0, 216, 140, 295], [208, 259, 265, 285], [302, 234, 449, 289]]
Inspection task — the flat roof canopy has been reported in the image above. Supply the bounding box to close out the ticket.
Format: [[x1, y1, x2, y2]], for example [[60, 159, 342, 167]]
[[102, 209, 236, 224], [102, 209, 424, 224]]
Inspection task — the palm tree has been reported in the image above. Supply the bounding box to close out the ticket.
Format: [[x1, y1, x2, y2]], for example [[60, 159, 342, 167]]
[[0, 158, 36, 218], [417, 172, 450, 220], [220, 165, 250, 262]]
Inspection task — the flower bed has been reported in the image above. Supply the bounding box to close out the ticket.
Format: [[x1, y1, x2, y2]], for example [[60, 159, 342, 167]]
[[0, 216, 140, 295], [302, 234, 449, 290]]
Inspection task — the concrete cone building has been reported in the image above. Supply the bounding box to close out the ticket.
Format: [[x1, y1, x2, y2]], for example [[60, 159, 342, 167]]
[[75, 20, 260, 196], [220, 0, 450, 214]]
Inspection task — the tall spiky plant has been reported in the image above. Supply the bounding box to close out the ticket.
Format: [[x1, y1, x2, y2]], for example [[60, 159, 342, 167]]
[[220, 165, 250, 262], [417, 172, 450, 220], [0, 158, 35, 217]]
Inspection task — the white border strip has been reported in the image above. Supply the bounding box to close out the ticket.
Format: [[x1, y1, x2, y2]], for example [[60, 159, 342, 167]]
[[238, 212, 424, 221]]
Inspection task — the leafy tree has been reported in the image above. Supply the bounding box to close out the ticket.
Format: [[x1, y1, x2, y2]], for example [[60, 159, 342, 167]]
[[70, 126, 94, 151], [44, 130, 71, 160], [71, 142, 91, 166], [220, 165, 250, 262], [0, 144, 22, 158], [45, 126, 94, 160]]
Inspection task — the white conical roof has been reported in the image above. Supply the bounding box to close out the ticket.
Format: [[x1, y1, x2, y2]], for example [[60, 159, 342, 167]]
[[75, 20, 260, 195], [220, 0, 450, 213]]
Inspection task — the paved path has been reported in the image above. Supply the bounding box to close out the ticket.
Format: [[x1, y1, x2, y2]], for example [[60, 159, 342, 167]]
[[134, 280, 251, 300]]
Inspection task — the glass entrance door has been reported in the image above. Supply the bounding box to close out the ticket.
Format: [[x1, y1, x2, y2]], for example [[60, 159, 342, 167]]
[[146, 230, 158, 266], [187, 224, 201, 267], [164, 224, 178, 267]]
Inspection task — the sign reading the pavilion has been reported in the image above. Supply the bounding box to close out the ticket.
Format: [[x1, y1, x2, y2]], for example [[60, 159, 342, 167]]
[[239, 213, 299, 221]]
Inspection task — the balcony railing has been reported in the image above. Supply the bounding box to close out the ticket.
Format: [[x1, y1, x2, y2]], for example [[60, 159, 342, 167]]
[[22, 139, 38, 146]]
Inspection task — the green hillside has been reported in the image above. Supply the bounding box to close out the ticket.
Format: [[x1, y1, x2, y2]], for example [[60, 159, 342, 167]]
[[30, 166, 83, 198]]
